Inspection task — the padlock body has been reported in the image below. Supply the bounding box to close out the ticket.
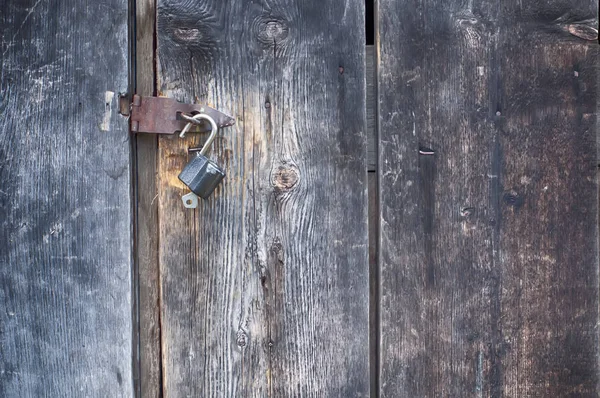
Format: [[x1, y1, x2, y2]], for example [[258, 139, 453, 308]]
[[178, 154, 226, 199]]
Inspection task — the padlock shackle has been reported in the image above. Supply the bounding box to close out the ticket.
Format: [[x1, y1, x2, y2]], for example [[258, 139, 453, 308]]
[[179, 113, 219, 156]]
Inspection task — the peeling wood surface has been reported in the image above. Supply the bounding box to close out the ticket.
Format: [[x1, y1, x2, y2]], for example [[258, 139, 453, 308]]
[[155, 0, 369, 396], [378, 0, 599, 396], [0, 0, 133, 396]]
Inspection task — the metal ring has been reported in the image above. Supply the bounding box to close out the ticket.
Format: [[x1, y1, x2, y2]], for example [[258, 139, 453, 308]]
[[179, 113, 219, 156]]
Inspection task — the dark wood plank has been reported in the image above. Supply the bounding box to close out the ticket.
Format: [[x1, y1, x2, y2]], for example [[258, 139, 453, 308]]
[[368, 172, 379, 397], [368, 47, 379, 397], [134, 0, 162, 397], [367, 43, 379, 398], [156, 0, 369, 395], [367, 45, 377, 172], [378, 0, 599, 396], [0, 0, 133, 396]]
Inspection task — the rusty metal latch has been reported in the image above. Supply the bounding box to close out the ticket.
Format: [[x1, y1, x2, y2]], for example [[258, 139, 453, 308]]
[[122, 94, 235, 208], [127, 94, 235, 135]]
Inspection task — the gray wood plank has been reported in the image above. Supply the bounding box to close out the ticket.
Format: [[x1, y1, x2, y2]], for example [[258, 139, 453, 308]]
[[0, 0, 133, 396], [378, 0, 599, 396], [156, 0, 369, 396], [134, 0, 162, 397]]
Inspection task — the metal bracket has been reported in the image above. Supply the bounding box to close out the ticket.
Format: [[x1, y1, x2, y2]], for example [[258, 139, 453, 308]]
[[182, 192, 199, 209], [129, 95, 235, 135]]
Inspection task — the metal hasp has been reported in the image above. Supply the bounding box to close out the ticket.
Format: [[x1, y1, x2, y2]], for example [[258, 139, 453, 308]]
[[129, 94, 235, 134]]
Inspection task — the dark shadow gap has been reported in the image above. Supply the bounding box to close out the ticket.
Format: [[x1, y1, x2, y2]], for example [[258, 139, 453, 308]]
[[128, 0, 141, 397], [366, 0, 374, 45]]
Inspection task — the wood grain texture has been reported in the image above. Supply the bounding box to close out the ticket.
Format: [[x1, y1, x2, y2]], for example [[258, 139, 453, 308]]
[[134, 0, 162, 396], [378, 0, 599, 396], [0, 0, 133, 396], [156, 0, 369, 396]]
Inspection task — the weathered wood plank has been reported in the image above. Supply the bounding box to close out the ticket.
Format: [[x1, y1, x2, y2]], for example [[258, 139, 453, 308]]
[[367, 44, 379, 398], [134, 0, 162, 396], [367, 45, 377, 172], [368, 172, 379, 397], [156, 0, 369, 396], [0, 0, 133, 396], [378, 0, 599, 396]]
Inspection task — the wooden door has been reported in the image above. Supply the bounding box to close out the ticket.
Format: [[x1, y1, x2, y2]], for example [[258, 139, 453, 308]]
[[135, 0, 371, 396], [1, 0, 598, 396]]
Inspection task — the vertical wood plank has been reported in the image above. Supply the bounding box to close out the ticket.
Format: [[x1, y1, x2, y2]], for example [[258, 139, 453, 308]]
[[367, 45, 377, 172], [369, 172, 379, 397], [134, 0, 162, 396], [0, 0, 133, 396], [378, 0, 599, 396], [366, 44, 380, 397], [156, 0, 369, 396]]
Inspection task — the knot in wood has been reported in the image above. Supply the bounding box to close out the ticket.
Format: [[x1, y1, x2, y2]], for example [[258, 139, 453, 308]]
[[268, 238, 285, 266], [460, 207, 474, 217], [256, 17, 289, 47], [269, 239, 283, 256], [503, 190, 524, 209], [168, 22, 217, 62], [455, 14, 483, 47], [236, 330, 248, 348], [272, 165, 299, 191], [173, 27, 202, 42]]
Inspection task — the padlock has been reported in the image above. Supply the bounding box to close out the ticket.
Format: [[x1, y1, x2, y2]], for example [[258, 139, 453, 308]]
[[179, 154, 225, 199], [178, 113, 226, 201]]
